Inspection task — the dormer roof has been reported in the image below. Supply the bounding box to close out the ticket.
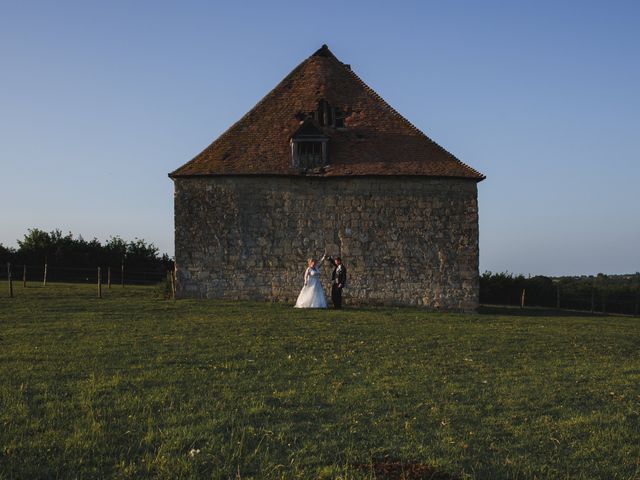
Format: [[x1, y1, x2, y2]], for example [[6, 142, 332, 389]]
[[291, 119, 326, 139]]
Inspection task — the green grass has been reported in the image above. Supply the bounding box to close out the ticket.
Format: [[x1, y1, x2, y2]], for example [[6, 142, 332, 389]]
[[0, 283, 639, 479]]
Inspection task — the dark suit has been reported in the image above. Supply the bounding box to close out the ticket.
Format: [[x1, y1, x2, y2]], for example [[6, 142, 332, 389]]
[[327, 256, 347, 308]]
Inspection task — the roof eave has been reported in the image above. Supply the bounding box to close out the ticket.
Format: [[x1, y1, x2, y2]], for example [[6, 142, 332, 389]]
[[168, 172, 485, 181]]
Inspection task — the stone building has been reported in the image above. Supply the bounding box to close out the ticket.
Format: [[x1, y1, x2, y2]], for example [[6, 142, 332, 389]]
[[169, 45, 485, 310]]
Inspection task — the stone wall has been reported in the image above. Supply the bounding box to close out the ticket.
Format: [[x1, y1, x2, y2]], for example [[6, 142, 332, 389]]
[[173, 176, 480, 310]]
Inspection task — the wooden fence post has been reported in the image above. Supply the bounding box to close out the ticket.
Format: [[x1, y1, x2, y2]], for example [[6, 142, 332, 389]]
[[7, 263, 13, 298], [43, 262, 48, 287], [23, 265, 26, 288], [636, 275, 640, 317], [121, 258, 124, 288], [108, 267, 111, 289], [98, 267, 102, 299], [520, 288, 525, 309], [169, 270, 176, 300]]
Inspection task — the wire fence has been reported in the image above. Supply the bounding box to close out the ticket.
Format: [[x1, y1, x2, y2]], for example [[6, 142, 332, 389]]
[[3, 262, 639, 316], [1, 262, 168, 289], [481, 287, 640, 316]]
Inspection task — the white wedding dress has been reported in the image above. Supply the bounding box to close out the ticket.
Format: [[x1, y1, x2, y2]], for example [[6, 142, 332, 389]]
[[294, 266, 328, 308]]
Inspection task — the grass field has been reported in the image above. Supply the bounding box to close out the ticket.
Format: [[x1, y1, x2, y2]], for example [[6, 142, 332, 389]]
[[1, 283, 639, 479]]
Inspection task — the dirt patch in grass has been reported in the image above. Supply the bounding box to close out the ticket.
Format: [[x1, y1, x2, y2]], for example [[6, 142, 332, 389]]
[[356, 457, 459, 480]]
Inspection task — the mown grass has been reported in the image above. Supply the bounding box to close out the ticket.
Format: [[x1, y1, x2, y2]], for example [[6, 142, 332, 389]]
[[0, 283, 639, 479]]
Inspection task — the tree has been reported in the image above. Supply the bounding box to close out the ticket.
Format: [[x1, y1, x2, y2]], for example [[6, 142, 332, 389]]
[[17, 228, 54, 260], [0, 243, 15, 265], [11, 228, 169, 275], [123, 238, 160, 270]]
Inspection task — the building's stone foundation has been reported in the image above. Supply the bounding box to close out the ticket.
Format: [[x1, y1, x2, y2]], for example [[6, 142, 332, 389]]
[[174, 176, 479, 310]]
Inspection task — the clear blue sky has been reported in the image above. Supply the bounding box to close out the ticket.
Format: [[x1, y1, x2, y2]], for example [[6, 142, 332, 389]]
[[1, 0, 638, 276]]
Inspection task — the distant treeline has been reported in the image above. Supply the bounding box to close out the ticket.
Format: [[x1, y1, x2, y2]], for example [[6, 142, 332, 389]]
[[0, 229, 172, 274], [480, 271, 640, 315]]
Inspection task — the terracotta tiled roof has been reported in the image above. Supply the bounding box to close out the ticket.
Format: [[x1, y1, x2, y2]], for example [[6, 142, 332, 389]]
[[169, 45, 485, 181]]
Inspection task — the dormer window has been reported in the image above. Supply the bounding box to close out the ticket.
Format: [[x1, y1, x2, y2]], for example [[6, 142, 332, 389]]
[[314, 99, 345, 128], [291, 120, 329, 170], [296, 141, 323, 168]]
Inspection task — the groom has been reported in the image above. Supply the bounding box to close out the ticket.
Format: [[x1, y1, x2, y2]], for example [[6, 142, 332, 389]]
[[326, 255, 347, 309]]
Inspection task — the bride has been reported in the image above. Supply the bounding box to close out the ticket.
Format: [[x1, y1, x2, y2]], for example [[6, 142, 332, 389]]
[[294, 256, 328, 308]]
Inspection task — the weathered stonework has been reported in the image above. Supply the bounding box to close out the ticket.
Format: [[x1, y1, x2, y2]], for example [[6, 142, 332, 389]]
[[174, 176, 479, 310]]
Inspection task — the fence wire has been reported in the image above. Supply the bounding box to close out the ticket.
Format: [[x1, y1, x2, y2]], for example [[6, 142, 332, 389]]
[[1, 263, 167, 286], [2, 263, 639, 316], [481, 287, 639, 316]]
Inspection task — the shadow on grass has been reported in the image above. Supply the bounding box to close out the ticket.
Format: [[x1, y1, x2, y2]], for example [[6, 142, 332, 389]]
[[478, 304, 612, 318]]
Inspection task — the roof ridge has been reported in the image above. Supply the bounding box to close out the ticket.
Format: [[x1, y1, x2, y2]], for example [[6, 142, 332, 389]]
[[311, 44, 337, 59]]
